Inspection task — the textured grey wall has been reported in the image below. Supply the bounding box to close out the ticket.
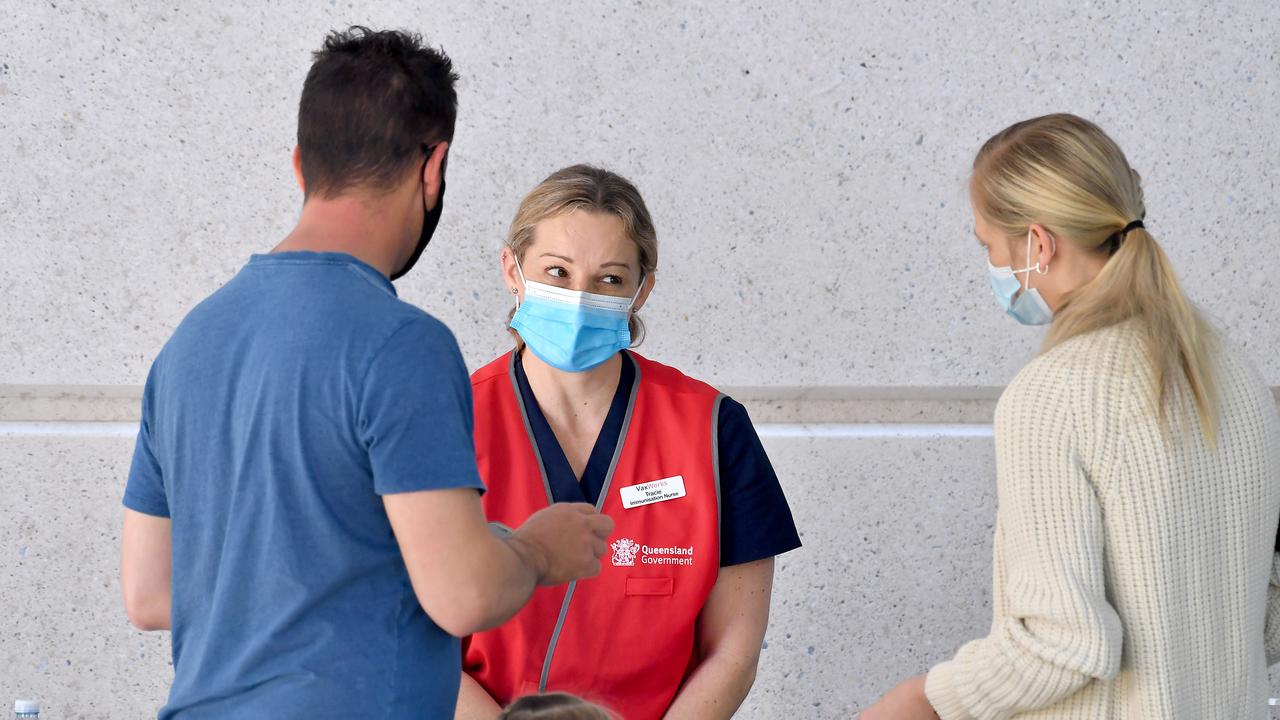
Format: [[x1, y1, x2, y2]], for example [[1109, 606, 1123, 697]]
[[2, 0, 1277, 717]]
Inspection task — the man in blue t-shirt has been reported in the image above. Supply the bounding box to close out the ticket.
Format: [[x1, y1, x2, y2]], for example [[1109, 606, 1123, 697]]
[[118, 27, 613, 719]]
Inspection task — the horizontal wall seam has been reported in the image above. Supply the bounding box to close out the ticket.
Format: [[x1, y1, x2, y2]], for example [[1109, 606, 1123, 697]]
[[0, 421, 995, 439], [0, 422, 139, 437], [755, 423, 993, 438], [3, 385, 1279, 425]]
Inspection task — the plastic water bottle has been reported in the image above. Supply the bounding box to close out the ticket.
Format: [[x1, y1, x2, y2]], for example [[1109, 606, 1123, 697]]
[[13, 700, 38, 719]]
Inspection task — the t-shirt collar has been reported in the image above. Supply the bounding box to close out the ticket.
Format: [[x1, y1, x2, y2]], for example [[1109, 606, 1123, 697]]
[[248, 251, 396, 296]]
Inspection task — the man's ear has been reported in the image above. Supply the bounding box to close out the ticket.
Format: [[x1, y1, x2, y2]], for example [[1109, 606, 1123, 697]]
[[292, 147, 305, 194], [423, 141, 449, 211], [633, 272, 657, 312]]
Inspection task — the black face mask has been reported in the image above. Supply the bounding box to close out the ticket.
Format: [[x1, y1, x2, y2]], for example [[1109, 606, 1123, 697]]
[[391, 148, 446, 281]]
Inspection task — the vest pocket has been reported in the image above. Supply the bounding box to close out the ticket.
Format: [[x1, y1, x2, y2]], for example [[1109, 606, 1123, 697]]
[[625, 576, 674, 596]]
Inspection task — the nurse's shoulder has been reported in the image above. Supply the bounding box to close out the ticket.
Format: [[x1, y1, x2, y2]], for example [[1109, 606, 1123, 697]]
[[471, 351, 515, 389], [626, 351, 722, 399]]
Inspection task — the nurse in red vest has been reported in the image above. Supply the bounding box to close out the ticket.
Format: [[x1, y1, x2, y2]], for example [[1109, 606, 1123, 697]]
[[457, 165, 801, 720]]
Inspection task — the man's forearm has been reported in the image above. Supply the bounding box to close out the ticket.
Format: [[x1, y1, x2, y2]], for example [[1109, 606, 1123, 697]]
[[120, 509, 174, 632], [466, 535, 542, 632]]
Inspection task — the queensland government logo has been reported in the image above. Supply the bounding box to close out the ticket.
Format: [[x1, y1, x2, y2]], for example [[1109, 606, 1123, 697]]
[[610, 538, 640, 567], [610, 538, 694, 567]]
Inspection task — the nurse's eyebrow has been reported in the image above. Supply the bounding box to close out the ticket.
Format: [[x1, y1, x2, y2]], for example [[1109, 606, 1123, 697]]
[[540, 253, 632, 270]]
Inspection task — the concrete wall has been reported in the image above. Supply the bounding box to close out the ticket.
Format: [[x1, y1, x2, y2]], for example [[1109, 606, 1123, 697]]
[[2, 1, 1277, 716]]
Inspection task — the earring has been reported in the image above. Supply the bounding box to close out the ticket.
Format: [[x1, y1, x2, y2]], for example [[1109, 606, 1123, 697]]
[[510, 288, 518, 294]]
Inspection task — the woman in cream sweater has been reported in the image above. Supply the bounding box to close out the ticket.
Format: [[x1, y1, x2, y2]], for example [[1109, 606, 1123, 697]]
[[864, 114, 1280, 719]]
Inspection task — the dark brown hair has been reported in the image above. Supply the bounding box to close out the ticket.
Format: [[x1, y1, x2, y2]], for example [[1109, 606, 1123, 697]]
[[297, 26, 458, 199]]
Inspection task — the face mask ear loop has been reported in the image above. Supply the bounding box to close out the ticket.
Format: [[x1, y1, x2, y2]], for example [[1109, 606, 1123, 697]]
[[1034, 232, 1054, 276], [627, 272, 646, 313], [1018, 228, 1054, 294], [1019, 229, 1035, 292], [512, 253, 528, 310]]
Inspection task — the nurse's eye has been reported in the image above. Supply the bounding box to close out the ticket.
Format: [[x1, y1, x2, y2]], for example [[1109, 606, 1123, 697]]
[[600, 275, 622, 285], [545, 266, 569, 279]]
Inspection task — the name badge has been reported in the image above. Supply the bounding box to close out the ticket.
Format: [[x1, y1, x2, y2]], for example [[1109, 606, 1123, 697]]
[[619, 475, 687, 510]]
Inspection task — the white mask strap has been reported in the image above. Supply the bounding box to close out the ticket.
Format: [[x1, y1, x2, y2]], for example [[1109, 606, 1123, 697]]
[[627, 272, 646, 312], [1016, 228, 1055, 289], [513, 254, 528, 309]]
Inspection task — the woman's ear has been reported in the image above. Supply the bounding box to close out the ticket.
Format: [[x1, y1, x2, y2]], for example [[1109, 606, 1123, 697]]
[[633, 272, 657, 312], [1029, 223, 1057, 271], [501, 247, 522, 299]]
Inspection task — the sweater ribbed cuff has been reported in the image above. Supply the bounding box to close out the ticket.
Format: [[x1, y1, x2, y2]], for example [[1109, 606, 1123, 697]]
[[925, 661, 972, 720]]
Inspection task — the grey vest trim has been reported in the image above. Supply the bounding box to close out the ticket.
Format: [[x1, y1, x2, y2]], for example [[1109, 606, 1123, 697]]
[[509, 353, 555, 505], [535, 353, 643, 693], [711, 393, 725, 568]]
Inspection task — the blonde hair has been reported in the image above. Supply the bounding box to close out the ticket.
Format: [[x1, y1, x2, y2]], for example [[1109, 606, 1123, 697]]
[[972, 113, 1219, 444], [497, 693, 615, 720], [505, 164, 658, 345]]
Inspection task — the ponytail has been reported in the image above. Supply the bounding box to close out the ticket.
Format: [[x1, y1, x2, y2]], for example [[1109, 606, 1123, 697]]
[[1046, 227, 1218, 444]]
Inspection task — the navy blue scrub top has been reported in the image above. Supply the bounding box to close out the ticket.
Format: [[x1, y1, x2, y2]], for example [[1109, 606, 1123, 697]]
[[513, 350, 802, 567]]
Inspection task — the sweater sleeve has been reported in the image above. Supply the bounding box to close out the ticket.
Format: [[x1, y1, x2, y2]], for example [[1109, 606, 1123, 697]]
[[925, 364, 1124, 719], [1265, 554, 1280, 666]]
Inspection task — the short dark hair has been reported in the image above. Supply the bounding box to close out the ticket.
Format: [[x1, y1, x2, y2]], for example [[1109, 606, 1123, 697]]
[[297, 26, 458, 199]]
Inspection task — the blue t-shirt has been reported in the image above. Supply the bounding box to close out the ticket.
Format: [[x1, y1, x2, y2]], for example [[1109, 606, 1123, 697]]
[[123, 252, 485, 719]]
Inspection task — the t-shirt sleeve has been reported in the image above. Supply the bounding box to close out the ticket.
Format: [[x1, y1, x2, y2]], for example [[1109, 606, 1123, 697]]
[[716, 397, 801, 567], [358, 315, 486, 496], [123, 361, 171, 518]]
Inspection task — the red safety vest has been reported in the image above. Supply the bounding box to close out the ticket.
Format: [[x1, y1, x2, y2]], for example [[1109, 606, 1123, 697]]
[[463, 351, 723, 720]]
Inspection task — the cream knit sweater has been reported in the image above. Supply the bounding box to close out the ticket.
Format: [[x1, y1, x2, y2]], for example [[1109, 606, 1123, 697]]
[[925, 320, 1280, 719]]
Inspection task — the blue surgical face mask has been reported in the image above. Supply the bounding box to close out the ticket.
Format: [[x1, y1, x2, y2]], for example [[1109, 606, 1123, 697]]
[[510, 258, 643, 373], [987, 228, 1055, 326]]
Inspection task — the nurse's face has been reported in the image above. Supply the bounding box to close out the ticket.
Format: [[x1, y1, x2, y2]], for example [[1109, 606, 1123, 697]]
[[502, 210, 655, 309]]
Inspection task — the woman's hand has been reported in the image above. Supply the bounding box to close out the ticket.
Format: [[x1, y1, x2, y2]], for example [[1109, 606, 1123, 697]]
[[859, 674, 939, 720]]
